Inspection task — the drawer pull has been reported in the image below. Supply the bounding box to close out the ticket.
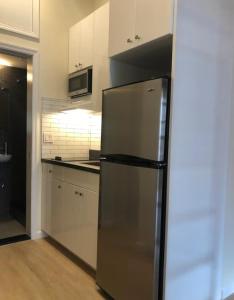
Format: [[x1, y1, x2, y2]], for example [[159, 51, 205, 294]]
[[135, 34, 141, 40], [75, 191, 83, 197]]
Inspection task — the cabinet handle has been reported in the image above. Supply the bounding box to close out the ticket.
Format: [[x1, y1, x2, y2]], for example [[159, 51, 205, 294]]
[[58, 185, 61, 189], [135, 34, 141, 40], [127, 38, 133, 43], [75, 191, 83, 197]]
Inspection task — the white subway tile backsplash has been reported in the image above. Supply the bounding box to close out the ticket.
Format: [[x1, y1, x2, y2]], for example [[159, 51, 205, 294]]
[[41, 98, 101, 159]]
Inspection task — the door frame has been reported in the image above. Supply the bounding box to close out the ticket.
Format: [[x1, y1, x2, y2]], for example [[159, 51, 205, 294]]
[[0, 41, 41, 239]]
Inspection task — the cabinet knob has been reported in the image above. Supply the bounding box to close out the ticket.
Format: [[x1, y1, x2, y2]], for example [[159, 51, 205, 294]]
[[127, 38, 133, 43], [75, 191, 83, 197], [58, 185, 61, 189], [78, 63, 82, 67], [75, 64, 79, 68], [49, 170, 52, 174], [135, 34, 141, 40]]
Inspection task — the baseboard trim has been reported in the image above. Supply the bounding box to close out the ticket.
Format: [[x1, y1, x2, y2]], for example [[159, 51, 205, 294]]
[[30, 230, 47, 240], [45, 236, 96, 279]]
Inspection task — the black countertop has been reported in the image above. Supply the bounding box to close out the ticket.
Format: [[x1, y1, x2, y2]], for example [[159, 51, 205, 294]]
[[41, 159, 100, 174]]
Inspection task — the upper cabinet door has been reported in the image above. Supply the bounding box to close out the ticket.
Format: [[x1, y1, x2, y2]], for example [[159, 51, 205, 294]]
[[69, 14, 94, 74], [92, 2, 110, 112], [0, 0, 39, 39], [109, 0, 174, 57], [135, 0, 173, 46], [109, 0, 136, 57], [80, 14, 94, 70], [69, 23, 82, 73]]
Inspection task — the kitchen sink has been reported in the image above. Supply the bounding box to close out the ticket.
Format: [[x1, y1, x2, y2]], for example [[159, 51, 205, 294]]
[[81, 161, 100, 167]]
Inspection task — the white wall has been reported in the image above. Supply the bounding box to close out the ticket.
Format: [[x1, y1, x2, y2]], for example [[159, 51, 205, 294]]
[[41, 99, 101, 159], [222, 38, 234, 298], [39, 0, 95, 99], [0, 0, 96, 239], [0, 0, 95, 99], [165, 1, 234, 300], [94, 0, 108, 9]]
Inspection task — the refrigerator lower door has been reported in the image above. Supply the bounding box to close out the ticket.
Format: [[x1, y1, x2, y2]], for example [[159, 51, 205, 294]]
[[96, 161, 165, 300]]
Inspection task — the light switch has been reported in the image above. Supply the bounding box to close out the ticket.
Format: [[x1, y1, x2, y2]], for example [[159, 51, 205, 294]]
[[43, 133, 53, 143]]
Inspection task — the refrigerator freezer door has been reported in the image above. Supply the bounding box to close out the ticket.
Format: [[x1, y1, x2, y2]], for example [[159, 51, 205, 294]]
[[102, 78, 169, 162], [96, 161, 164, 300]]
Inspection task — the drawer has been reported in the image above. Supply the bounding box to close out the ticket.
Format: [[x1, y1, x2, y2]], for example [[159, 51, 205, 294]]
[[63, 168, 99, 192], [50, 165, 65, 180]]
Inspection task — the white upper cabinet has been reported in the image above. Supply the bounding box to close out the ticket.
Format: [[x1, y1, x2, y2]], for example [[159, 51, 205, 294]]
[[69, 23, 82, 74], [80, 14, 94, 70], [0, 0, 40, 39], [92, 2, 110, 111], [69, 13, 94, 73], [135, 0, 173, 46], [68, 3, 110, 111], [109, 0, 174, 57], [109, 0, 136, 57]]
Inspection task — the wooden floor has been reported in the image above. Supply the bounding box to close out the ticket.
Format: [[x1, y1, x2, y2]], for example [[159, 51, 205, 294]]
[[0, 239, 106, 300]]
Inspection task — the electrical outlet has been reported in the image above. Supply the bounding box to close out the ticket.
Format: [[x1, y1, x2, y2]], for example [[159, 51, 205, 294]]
[[43, 133, 53, 144]]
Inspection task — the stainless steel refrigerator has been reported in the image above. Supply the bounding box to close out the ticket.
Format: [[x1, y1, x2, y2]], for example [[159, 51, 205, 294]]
[[96, 78, 170, 300]]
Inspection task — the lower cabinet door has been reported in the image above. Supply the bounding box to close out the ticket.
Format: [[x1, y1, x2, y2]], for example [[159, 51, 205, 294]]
[[50, 178, 65, 245], [41, 164, 48, 232], [63, 183, 99, 269], [78, 186, 99, 269], [41, 164, 53, 235]]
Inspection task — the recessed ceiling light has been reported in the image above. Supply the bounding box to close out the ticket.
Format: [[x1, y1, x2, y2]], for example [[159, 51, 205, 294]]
[[0, 58, 12, 67]]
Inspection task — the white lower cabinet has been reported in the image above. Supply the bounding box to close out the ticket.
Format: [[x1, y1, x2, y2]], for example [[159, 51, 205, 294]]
[[41, 163, 53, 234], [41, 163, 99, 269], [63, 183, 99, 268], [50, 178, 65, 245]]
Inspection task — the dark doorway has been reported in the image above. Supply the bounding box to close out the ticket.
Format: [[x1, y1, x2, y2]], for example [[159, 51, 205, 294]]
[[0, 52, 28, 241]]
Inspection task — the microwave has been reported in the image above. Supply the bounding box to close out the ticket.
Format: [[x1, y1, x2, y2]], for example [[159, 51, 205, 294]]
[[68, 67, 92, 98]]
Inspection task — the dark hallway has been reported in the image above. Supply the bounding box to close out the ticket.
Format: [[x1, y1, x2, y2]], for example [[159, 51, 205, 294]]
[[0, 53, 28, 241]]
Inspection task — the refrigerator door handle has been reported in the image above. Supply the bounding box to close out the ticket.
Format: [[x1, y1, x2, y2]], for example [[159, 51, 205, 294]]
[[100, 154, 167, 169]]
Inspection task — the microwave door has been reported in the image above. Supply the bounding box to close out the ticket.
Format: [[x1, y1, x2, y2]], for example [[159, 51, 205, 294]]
[[68, 68, 92, 98], [69, 72, 88, 97]]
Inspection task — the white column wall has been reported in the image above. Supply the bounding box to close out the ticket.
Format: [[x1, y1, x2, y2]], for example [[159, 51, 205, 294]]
[[165, 1, 234, 299], [222, 31, 234, 299]]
